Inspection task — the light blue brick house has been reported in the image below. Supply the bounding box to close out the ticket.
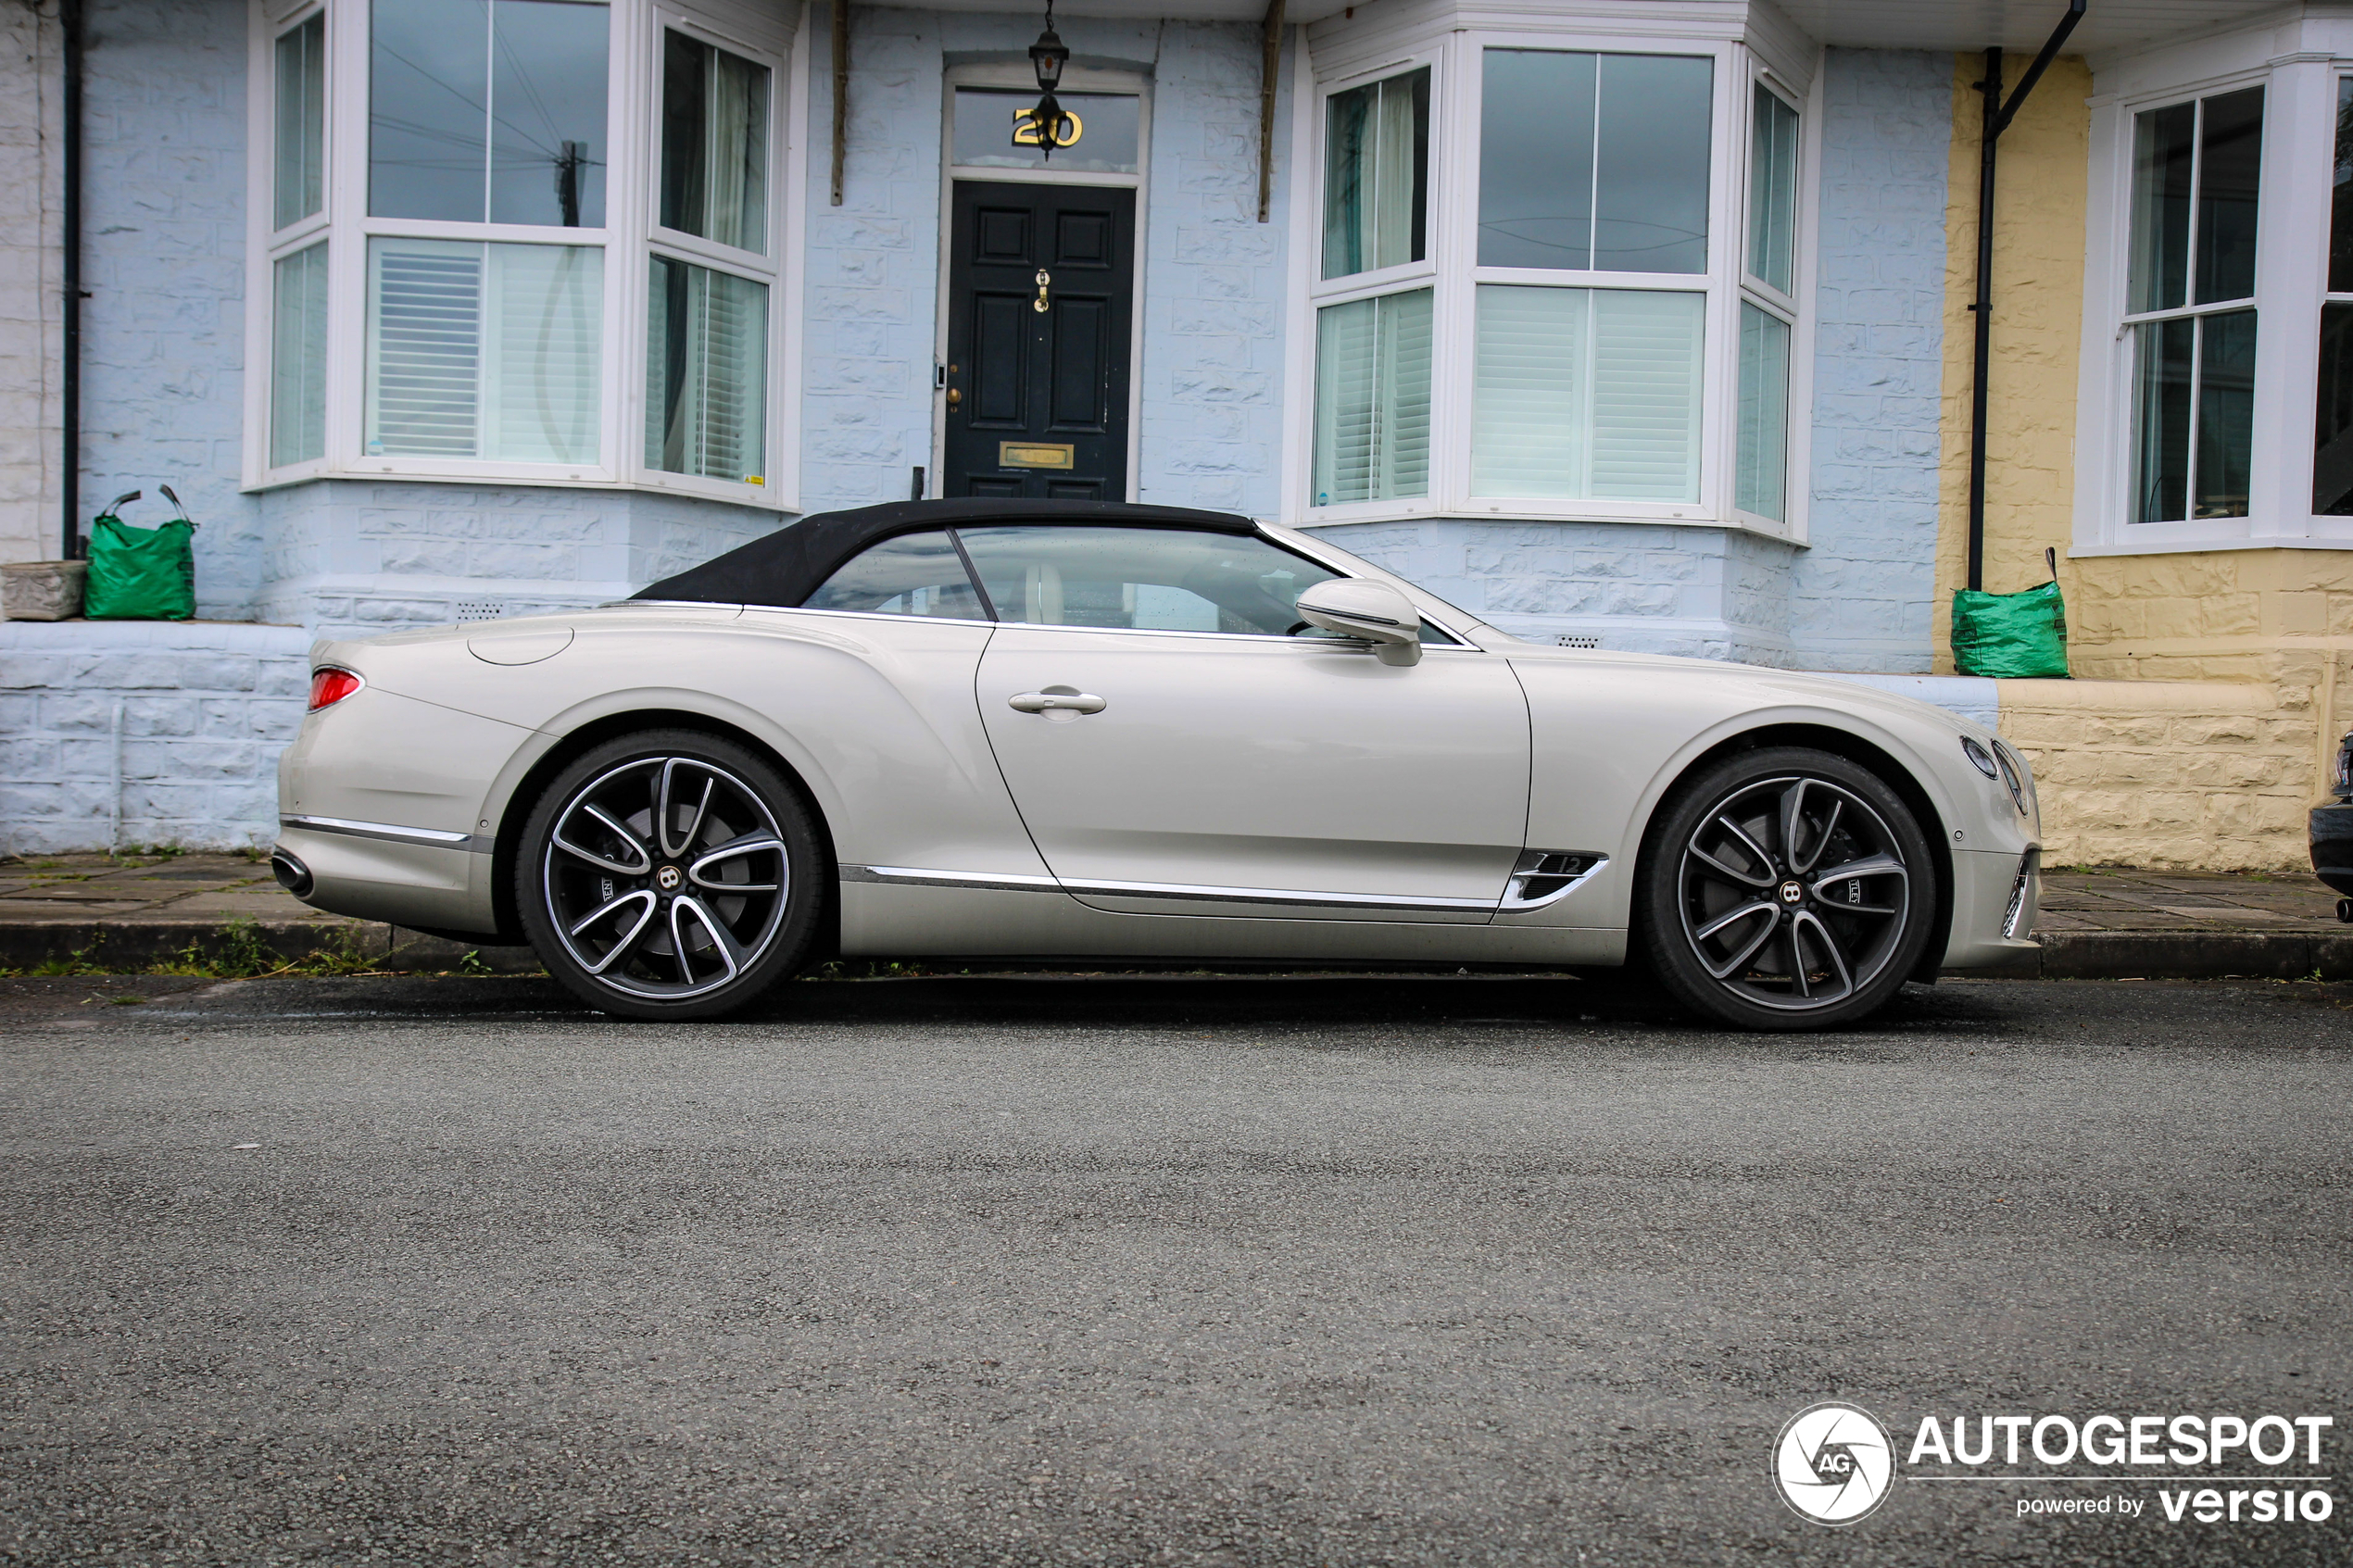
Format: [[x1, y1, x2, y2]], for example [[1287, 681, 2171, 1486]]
[[0, 0, 2298, 847]]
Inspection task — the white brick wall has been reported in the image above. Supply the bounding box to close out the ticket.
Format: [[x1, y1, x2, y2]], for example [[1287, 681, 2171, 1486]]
[[0, 619, 309, 853], [0, 3, 64, 569]]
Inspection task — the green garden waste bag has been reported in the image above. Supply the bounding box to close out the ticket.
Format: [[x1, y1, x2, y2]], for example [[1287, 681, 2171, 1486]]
[[82, 487, 196, 621], [1951, 547, 2068, 679]]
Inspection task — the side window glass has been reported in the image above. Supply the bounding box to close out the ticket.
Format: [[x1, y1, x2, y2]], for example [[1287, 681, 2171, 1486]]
[[802, 531, 986, 620], [954, 525, 1343, 637]]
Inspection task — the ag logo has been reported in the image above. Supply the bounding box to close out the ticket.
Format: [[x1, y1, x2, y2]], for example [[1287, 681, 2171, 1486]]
[[1772, 1400, 1894, 1525]]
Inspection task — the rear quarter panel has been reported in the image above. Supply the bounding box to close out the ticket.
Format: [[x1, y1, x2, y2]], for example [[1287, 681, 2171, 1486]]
[[341, 608, 1043, 881]]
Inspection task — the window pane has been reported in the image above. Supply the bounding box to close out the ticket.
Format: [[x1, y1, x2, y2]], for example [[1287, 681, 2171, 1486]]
[[1479, 50, 1594, 269], [2331, 82, 2353, 295], [1311, 289, 1432, 507], [1322, 69, 1428, 280], [1736, 303, 1789, 521], [1471, 285, 1703, 502], [2128, 102, 2193, 314], [270, 242, 329, 467], [661, 31, 770, 253], [2317, 305, 2353, 513], [950, 88, 1140, 174], [365, 238, 602, 462], [2195, 88, 2262, 305], [956, 525, 1340, 636], [1478, 51, 1709, 273], [647, 257, 767, 483], [1595, 55, 1711, 273], [1747, 85, 1798, 294], [2195, 308, 2255, 519], [273, 15, 325, 231], [2131, 317, 2193, 522], [489, 1, 609, 227], [803, 532, 985, 619], [371, 0, 609, 225]]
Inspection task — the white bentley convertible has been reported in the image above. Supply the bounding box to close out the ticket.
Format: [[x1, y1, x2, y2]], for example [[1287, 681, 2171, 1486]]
[[271, 499, 2040, 1027]]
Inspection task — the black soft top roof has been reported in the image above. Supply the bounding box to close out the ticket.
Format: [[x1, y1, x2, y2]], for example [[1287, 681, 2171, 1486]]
[[631, 498, 1259, 610]]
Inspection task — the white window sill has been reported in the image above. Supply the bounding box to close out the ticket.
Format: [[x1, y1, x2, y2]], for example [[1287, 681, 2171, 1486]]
[[242, 465, 791, 511]]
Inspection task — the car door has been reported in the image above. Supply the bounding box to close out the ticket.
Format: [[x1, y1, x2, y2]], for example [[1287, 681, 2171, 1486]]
[[963, 524, 1531, 922]]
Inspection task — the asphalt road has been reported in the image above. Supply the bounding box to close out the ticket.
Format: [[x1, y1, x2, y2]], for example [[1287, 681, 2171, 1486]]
[[1, 972, 2348, 1567]]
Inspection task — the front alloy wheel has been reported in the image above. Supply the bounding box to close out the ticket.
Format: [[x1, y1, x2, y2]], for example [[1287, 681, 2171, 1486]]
[[1639, 747, 1936, 1030], [519, 731, 822, 1019]]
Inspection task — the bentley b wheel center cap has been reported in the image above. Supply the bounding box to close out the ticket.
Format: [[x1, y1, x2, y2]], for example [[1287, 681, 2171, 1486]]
[[1779, 880, 1804, 906], [656, 865, 684, 892]]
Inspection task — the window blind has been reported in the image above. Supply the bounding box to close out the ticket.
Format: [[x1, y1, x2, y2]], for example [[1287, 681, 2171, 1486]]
[[366, 237, 602, 462], [1471, 285, 1703, 502], [271, 242, 329, 468], [1736, 302, 1789, 521], [647, 257, 768, 483], [1312, 288, 1432, 506]]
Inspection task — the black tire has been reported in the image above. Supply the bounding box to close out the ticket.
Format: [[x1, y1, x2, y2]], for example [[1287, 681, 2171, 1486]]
[[1635, 746, 1937, 1031], [516, 729, 824, 1021]]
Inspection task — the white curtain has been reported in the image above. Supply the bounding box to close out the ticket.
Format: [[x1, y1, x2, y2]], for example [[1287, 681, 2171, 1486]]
[[1312, 289, 1432, 507], [1746, 86, 1798, 294], [1472, 285, 1703, 502], [1321, 69, 1424, 280], [700, 45, 769, 253]]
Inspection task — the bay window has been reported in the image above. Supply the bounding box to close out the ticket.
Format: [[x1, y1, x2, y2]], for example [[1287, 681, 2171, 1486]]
[[2123, 87, 2262, 524], [1300, 32, 1807, 534], [2080, 38, 2353, 552], [247, 0, 794, 502]]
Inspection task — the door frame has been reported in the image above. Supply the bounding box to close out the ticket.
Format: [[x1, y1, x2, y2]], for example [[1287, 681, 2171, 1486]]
[[933, 62, 1151, 503]]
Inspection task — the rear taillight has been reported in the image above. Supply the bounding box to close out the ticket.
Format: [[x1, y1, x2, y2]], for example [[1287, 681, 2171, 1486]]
[[308, 668, 363, 711]]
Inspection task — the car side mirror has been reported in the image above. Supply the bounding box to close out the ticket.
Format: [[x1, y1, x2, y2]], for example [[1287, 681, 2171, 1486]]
[[1294, 579, 1422, 667]]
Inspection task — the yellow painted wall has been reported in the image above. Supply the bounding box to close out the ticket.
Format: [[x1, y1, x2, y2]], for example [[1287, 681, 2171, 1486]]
[[1998, 678, 2319, 871], [1931, 56, 2350, 868], [1935, 55, 2092, 667]]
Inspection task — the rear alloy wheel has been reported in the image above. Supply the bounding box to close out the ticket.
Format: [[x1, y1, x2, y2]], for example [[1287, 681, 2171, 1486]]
[[518, 730, 823, 1020], [1638, 746, 1936, 1030]]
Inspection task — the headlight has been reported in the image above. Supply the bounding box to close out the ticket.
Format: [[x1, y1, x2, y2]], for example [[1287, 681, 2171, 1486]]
[[1993, 741, 2033, 817], [1960, 736, 1998, 779]]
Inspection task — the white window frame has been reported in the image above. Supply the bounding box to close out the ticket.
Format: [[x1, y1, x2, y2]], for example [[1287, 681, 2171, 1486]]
[[1730, 67, 1812, 534], [2074, 19, 2353, 557], [239, 0, 802, 509], [1281, 20, 1816, 543]]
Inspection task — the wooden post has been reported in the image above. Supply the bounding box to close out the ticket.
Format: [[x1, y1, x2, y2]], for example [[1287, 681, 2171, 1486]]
[[1257, 0, 1284, 223]]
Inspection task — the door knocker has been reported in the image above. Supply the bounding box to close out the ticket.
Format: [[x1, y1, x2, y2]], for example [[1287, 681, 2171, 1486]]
[[1033, 270, 1051, 313]]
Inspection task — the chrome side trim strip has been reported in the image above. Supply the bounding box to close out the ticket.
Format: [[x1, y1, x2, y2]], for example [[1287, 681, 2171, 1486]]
[[843, 864, 1063, 893], [840, 862, 1497, 912], [1061, 875, 1496, 911], [281, 814, 488, 854]]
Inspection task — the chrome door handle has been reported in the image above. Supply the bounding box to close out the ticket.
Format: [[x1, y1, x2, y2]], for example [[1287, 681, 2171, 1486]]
[[1008, 688, 1106, 715]]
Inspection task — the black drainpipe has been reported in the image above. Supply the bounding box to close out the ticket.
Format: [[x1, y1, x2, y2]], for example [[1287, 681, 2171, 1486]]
[[1966, 0, 2085, 592], [60, 0, 84, 560]]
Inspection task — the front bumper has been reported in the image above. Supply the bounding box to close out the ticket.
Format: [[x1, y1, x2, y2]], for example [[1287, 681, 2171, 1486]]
[[2310, 802, 2353, 897], [1941, 846, 2042, 971]]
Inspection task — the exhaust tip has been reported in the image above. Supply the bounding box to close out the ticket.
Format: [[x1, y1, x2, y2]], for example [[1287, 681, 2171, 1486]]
[[270, 847, 313, 899]]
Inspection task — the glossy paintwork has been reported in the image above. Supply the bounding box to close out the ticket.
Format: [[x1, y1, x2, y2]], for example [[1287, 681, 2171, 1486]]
[[277, 533, 2042, 970]]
